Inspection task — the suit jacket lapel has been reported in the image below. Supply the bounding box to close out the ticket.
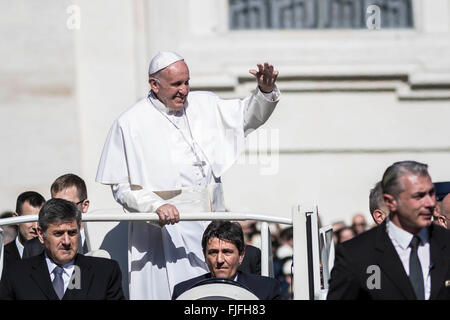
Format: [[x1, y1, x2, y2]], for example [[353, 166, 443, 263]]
[[30, 253, 59, 300], [63, 254, 93, 300], [374, 222, 417, 300], [429, 225, 449, 299]]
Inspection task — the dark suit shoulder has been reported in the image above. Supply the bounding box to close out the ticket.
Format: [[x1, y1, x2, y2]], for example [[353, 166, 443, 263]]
[[430, 223, 450, 241], [75, 254, 121, 270], [339, 225, 379, 250], [6, 252, 42, 271], [172, 273, 209, 300], [4, 241, 18, 254], [335, 225, 384, 266], [4, 241, 20, 261], [238, 271, 280, 287], [237, 271, 281, 300], [239, 245, 261, 275], [22, 237, 44, 258]]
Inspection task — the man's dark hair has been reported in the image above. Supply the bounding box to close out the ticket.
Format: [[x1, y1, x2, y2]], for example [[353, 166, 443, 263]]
[[15, 191, 46, 215], [38, 198, 81, 233], [202, 220, 245, 255], [381, 160, 430, 199], [51, 173, 87, 201]]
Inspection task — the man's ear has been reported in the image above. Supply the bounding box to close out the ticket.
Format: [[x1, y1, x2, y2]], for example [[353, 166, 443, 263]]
[[37, 226, 45, 244], [149, 77, 159, 93], [81, 199, 90, 214], [372, 209, 386, 225], [239, 251, 245, 265], [384, 193, 397, 213], [437, 215, 448, 229]]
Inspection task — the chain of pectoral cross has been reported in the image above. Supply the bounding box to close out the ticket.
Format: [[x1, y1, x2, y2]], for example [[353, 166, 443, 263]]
[[150, 100, 207, 177]]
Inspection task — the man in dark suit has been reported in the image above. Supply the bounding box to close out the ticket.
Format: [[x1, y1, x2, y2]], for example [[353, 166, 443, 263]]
[[0, 198, 125, 300], [327, 160, 450, 300], [23, 173, 91, 258], [238, 244, 261, 275], [172, 220, 280, 300], [3, 191, 45, 272]]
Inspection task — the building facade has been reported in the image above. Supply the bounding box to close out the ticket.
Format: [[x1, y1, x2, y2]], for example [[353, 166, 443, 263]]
[[1, 0, 450, 228]]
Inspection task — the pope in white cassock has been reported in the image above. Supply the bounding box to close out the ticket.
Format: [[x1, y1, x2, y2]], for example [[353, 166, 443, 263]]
[[95, 51, 280, 300]]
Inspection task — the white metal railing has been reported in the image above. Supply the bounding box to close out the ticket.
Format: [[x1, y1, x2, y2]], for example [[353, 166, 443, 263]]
[[0, 207, 331, 300]]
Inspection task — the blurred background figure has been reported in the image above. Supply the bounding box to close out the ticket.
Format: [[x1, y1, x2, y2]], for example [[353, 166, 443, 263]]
[[274, 226, 293, 299], [335, 226, 356, 244], [434, 181, 450, 229], [0, 211, 17, 246], [332, 221, 346, 244], [351, 213, 368, 235], [369, 181, 389, 225], [239, 221, 258, 245]]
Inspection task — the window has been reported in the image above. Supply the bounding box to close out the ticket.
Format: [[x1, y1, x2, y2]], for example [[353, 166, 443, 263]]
[[229, 0, 413, 30]]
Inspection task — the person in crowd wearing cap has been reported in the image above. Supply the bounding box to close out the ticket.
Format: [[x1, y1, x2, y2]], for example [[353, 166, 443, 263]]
[[433, 181, 450, 229], [328, 160, 450, 300], [95, 51, 280, 299], [369, 181, 389, 225]]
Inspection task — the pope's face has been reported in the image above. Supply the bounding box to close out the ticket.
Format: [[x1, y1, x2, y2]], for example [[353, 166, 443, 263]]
[[150, 60, 190, 110], [39, 220, 79, 266], [205, 237, 244, 279], [387, 173, 435, 234]]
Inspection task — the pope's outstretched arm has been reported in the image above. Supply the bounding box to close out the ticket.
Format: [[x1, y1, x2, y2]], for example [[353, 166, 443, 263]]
[[243, 62, 280, 135]]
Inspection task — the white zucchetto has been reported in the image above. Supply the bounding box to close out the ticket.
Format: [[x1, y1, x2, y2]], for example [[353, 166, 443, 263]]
[[148, 51, 184, 76]]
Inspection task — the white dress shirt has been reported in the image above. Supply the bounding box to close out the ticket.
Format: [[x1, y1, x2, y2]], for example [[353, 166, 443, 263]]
[[45, 253, 75, 293], [15, 236, 24, 258], [80, 228, 86, 247], [386, 219, 431, 299]]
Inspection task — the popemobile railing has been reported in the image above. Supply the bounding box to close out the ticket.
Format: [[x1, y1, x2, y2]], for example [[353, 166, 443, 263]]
[[0, 205, 333, 300]]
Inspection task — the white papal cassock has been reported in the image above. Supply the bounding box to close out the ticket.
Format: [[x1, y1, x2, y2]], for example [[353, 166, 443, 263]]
[[96, 87, 280, 300]]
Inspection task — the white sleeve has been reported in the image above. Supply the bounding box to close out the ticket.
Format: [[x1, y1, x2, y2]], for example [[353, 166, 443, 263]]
[[243, 86, 280, 136], [111, 183, 167, 213]]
